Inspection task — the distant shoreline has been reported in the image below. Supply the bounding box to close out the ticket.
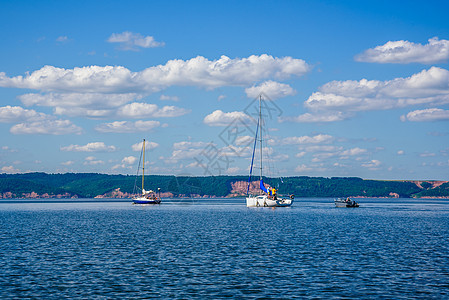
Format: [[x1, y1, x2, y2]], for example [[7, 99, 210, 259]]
[[1, 173, 448, 199]]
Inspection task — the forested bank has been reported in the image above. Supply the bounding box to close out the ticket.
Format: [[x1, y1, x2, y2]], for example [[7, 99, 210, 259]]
[[0, 173, 448, 199]]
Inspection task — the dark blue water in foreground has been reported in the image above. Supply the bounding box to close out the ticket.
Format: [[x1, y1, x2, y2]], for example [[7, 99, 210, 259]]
[[1, 198, 448, 299]]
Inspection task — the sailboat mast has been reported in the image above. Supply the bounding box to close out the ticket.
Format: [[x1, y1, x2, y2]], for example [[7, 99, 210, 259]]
[[142, 139, 145, 192], [259, 95, 263, 181]]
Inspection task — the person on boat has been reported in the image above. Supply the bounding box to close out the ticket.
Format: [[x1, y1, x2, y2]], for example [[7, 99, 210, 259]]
[[272, 187, 277, 200]]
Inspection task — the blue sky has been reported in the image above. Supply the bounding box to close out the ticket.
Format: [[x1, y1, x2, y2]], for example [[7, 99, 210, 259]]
[[0, 0, 448, 180]]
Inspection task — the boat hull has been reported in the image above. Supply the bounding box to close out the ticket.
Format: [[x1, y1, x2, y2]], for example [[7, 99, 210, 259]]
[[246, 195, 293, 207], [334, 198, 359, 207], [132, 197, 161, 205]]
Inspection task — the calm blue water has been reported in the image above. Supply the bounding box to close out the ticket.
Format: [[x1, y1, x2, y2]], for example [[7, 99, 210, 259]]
[[1, 198, 448, 299]]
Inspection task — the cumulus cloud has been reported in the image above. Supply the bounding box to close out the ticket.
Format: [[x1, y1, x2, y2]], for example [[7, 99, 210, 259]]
[[235, 135, 253, 146], [0, 105, 47, 123], [19, 93, 138, 117], [282, 134, 334, 145], [0, 106, 82, 135], [245, 80, 296, 99], [159, 94, 179, 101], [117, 102, 190, 118], [1, 165, 20, 173], [295, 164, 313, 172], [0, 55, 310, 93], [56, 36, 69, 43], [289, 67, 449, 122], [95, 120, 160, 133], [131, 141, 159, 151], [203, 110, 251, 126], [172, 141, 209, 150], [10, 119, 82, 135], [83, 156, 104, 165], [18, 93, 189, 120], [361, 159, 381, 169], [283, 112, 347, 123], [108, 31, 165, 50], [112, 156, 138, 170], [340, 147, 367, 157], [400, 108, 449, 122], [122, 156, 137, 165], [162, 141, 215, 164], [61, 142, 116, 152], [355, 37, 449, 64]]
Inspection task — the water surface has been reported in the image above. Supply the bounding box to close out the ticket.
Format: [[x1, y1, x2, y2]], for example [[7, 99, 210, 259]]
[[1, 198, 448, 298]]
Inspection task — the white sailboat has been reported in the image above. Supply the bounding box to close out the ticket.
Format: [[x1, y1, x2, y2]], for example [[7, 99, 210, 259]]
[[246, 95, 294, 207], [132, 139, 161, 205]]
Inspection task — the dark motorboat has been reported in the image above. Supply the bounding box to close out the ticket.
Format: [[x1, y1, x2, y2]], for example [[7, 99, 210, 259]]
[[335, 197, 359, 207]]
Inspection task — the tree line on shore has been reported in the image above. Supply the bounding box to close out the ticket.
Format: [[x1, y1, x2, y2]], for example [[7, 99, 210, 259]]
[[0, 172, 448, 199]]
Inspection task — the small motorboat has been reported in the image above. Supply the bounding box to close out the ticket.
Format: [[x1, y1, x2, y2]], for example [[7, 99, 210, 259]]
[[334, 197, 359, 207]]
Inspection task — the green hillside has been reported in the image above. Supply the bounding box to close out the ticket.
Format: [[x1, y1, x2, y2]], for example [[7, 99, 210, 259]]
[[0, 173, 447, 199]]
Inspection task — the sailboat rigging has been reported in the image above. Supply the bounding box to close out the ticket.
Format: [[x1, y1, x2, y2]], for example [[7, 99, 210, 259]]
[[132, 139, 161, 205], [246, 95, 294, 207]]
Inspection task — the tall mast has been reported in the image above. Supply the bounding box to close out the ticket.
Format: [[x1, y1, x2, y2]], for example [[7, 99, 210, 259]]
[[142, 139, 145, 192], [259, 95, 263, 181]]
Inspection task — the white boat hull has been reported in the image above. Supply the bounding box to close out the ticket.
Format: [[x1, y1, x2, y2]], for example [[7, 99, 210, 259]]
[[246, 195, 293, 207]]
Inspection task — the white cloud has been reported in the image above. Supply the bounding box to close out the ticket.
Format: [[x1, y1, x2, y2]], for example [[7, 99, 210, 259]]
[[401, 108, 449, 122], [283, 112, 348, 123], [108, 31, 165, 50], [298, 145, 343, 152], [203, 110, 251, 126], [0, 55, 310, 93], [131, 141, 159, 151], [172, 141, 209, 150], [10, 119, 82, 135], [163, 141, 214, 164], [166, 148, 204, 163], [61, 161, 74, 166], [95, 120, 160, 133], [420, 152, 436, 157], [235, 135, 253, 146], [295, 151, 306, 158], [19, 93, 138, 117], [56, 36, 69, 42], [159, 94, 179, 101], [282, 134, 334, 145], [112, 156, 138, 170], [118, 102, 190, 118], [118, 102, 157, 117], [355, 37, 449, 64], [83, 156, 104, 165], [0, 107, 80, 137], [0, 105, 47, 123], [295, 164, 313, 172], [122, 156, 137, 165], [361, 159, 381, 169], [1, 166, 20, 173], [18, 94, 189, 119], [245, 80, 296, 99], [289, 67, 449, 122], [61, 142, 116, 152], [397, 150, 404, 155], [340, 147, 367, 156]]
